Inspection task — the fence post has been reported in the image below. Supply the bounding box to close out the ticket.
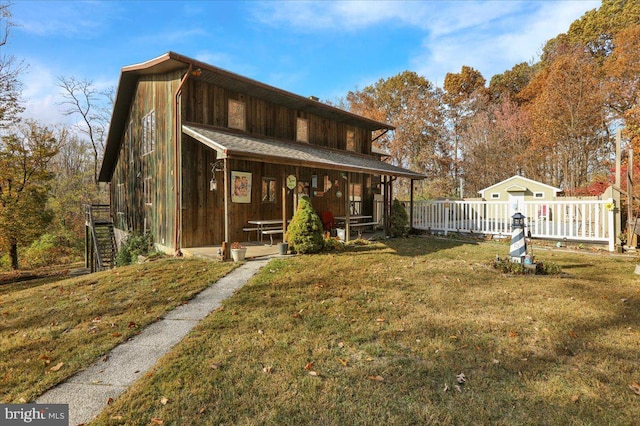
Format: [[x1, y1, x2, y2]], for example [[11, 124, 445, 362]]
[[444, 204, 449, 236]]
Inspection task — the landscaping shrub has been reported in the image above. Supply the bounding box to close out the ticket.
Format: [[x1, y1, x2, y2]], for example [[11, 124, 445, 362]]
[[116, 232, 154, 266], [286, 195, 324, 254], [390, 198, 409, 237], [493, 258, 561, 275]]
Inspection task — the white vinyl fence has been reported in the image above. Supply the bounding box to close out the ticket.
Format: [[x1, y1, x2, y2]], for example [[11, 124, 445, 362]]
[[410, 199, 615, 251]]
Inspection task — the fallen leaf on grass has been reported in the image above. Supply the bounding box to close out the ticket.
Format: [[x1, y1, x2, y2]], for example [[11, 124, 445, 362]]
[[368, 375, 384, 382], [49, 362, 64, 372], [569, 330, 578, 339], [376, 318, 386, 322], [337, 357, 348, 367], [198, 407, 206, 414], [308, 371, 319, 377], [304, 362, 314, 371], [509, 330, 518, 338], [106, 397, 114, 406], [263, 366, 272, 374], [571, 395, 580, 403], [128, 321, 138, 329], [455, 385, 462, 393], [111, 332, 121, 338], [151, 418, 164, 425], [210, 362, 221, 370], [110, 415, 123, 420], [160, 397, 169, 405], [39, 355, 51, 365], [456, 373, 466, 384], [629, 381, 640, 395], [443, 383, 449, 392]]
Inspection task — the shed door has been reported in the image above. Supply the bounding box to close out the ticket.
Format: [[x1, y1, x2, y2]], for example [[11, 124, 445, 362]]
[[508, 191, 525, 215]]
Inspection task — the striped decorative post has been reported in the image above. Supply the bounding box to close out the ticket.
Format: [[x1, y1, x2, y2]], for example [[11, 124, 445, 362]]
[[510, 212, 526, 262]]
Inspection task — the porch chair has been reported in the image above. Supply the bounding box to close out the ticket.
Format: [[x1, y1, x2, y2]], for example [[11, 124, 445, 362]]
[[320, 211, 335, 234]]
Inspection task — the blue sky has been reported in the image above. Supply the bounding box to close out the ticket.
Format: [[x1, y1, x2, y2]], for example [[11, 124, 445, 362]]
[[7, 0, 600, 127]]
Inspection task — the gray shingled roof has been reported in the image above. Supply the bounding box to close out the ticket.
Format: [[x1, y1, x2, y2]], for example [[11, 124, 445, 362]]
[[182, 123, 425, 179]]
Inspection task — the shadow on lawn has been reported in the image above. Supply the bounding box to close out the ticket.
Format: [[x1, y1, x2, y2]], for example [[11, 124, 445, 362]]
[[382, 236, 480, 257]]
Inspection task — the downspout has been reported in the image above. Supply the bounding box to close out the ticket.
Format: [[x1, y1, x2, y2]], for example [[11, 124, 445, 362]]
[[173, 63, 193, 256]]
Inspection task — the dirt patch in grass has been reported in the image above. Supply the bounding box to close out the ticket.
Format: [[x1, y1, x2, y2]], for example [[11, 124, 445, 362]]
[[93, 238, 640, 425], [0, 258, 237, 403]]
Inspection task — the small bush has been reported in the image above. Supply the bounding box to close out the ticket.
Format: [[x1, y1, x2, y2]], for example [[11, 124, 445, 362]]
[[286, 195, 325, 254], [323, 236, 345, 252], [390, 199, 409, 237], [493, 258, 561, 275], [23, 234, 73, 269], [116, 233, 154, 266]]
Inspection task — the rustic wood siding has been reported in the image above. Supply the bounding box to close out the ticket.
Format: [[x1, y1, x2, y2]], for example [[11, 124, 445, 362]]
[[183, 79, 372, 153], [110, 70, 183, 250]]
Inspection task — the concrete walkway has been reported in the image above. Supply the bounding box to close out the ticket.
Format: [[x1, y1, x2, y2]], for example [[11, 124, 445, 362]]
[[37, 258, 271, 425]]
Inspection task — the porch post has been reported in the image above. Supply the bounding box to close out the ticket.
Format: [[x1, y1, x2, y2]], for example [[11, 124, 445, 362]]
[[410, 178, 415, 230], [282, 171, 287, 242], [223, 158, 230, 260], [345, 172, 351, 243], [383, 176, 389, 238]]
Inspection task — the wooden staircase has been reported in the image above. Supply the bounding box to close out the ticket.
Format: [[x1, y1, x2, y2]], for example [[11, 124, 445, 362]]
[[85, 204, 117, 271]]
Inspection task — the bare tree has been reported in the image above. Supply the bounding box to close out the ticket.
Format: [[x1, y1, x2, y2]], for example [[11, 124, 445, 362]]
[[0, 2, 25, 131], [57, 76, 113, 184]]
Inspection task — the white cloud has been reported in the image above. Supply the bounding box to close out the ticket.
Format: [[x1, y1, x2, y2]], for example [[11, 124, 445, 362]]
[[19, 61, 69, 127]]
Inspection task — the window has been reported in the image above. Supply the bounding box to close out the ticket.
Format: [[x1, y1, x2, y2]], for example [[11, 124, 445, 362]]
[[142, 111, 155, 155], [346, 130, 355, 151], [491, 193, 500, 199], [143, 176, 153, 206], [262, 177, 276, 203], [534, 192, 544, 198], [296, 117, 308, 143], [228, 99, 246, 131]]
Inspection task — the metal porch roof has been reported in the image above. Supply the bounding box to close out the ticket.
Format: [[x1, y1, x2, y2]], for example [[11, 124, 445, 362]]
[[182, 123, 425, 180]]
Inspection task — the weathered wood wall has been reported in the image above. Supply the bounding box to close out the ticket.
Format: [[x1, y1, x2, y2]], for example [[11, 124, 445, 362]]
[[110, 71, 183, 249]]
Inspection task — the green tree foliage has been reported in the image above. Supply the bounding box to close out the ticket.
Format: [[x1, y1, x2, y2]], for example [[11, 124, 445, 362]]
[[286, 195, 324, 254], [0, 121, 60, 269], [489, 62, 536, 103], [566, 0, 640, 59], [390, 199, 409, 238]]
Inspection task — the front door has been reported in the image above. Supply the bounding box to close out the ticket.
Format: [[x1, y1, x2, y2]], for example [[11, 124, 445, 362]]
[[508, 191, 525, 215]]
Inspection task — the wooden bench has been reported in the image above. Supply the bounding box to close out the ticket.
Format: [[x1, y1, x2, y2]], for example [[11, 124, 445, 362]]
[[262, 229, 284, 245], [242, 227, 262, 241], [348, 222, 378, 238], [244, 226, 282, 242]]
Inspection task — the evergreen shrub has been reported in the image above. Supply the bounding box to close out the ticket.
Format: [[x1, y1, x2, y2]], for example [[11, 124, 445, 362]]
[[286, 195, 325, 254], [390, 199, 409, 237]]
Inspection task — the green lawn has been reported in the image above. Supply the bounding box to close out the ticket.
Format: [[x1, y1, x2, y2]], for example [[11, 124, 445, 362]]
[[0, 258, 237, 403], [87, 238, 640, 425]]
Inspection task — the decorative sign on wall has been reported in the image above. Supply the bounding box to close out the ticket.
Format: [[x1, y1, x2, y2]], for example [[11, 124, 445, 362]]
[[286, 174, 297, 190], [231, 171, 252, 203]]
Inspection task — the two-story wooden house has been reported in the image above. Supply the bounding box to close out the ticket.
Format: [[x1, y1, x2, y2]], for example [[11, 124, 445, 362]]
[[98, 52, 423, 256]]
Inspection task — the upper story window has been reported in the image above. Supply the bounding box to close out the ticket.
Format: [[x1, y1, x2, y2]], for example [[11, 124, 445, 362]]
[[228, 99, 246, 131], [534, 192, 544, 198], [296, 117, 309, 143], [346, 130, 356, 151], [142, 111, 155, 155]]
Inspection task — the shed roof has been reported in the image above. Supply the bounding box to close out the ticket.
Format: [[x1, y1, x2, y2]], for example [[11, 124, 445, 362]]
[[478, 175, 562, 196], [183, 123, 425, 180], [99, 52, 395, 182]]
